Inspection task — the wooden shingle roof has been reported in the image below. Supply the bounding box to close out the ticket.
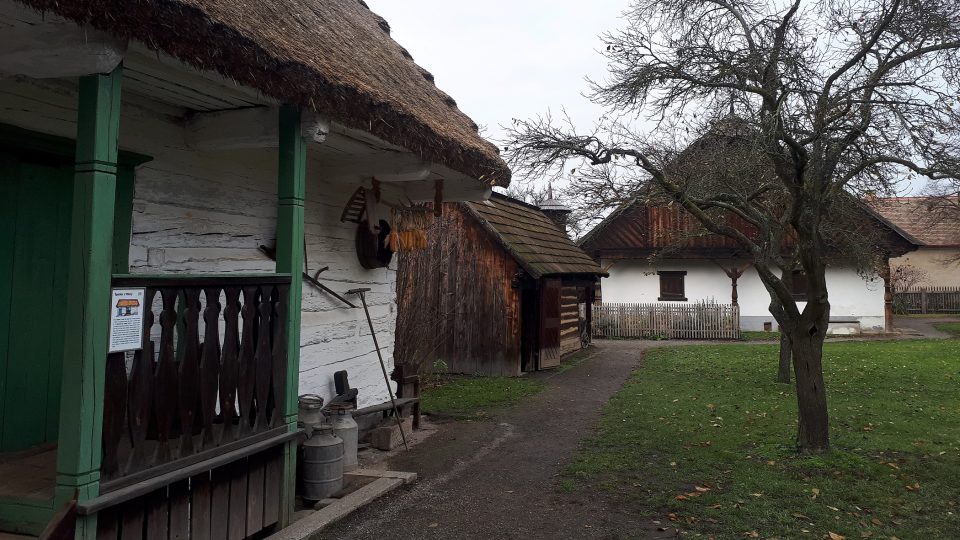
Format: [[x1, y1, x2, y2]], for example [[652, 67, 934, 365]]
[[465, 193, 604, 279]]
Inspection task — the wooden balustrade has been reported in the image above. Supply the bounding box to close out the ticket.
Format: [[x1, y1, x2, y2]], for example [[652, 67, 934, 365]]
[[101, 275, 292, 492]]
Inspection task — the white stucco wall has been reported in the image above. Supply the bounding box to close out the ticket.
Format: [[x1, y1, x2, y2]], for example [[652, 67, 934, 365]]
[[890, 248, 960, 288], [0, 75, 398, 407], [601, 259, 886, 333]]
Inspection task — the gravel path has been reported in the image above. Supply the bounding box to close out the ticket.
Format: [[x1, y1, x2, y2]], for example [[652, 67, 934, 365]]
[[894, 315, 960, 339], [318, 341, 678, 540]]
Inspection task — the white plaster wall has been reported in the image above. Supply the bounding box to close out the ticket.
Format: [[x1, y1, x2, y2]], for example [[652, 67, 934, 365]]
[[601, 259, 886, 333], [0, 75, 398, 408], [891, 248, 960, 288]]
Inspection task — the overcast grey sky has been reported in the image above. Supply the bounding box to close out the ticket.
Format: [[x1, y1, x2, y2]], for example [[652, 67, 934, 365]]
[[365, 0, 629, 167], [366, 1, 926, 196]]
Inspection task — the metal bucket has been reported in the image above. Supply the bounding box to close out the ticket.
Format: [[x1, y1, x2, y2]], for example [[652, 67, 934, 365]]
[[300, 427, 343, 501]]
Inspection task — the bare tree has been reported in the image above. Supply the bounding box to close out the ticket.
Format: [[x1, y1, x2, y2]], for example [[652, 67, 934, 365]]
[[505, 0, 960, 452]]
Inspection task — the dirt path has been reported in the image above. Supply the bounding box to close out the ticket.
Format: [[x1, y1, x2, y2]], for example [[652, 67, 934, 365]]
[[319, 341, 675, 540]]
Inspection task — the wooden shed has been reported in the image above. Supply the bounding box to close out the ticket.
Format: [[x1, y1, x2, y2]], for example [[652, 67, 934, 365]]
[[396, 193, 605, 376]]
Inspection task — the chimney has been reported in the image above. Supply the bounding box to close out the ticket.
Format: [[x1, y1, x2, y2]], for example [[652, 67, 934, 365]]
[[539, 184, 572, 234]]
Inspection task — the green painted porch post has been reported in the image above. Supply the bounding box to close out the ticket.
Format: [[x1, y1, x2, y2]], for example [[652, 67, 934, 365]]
[[276, 105, 306, 524], [55, 67, 122, 539]]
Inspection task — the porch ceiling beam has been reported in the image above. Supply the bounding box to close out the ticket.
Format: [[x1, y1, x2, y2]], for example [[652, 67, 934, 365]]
[[398, 180, 492, 202], [185, 107, 329, 150], [0, 5, 126, 78], [315, 153, 433, 182]]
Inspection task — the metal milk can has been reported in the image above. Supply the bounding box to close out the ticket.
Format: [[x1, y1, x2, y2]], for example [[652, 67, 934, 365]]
[[328, 403, 359, 472], [300, 426, 343, 500]]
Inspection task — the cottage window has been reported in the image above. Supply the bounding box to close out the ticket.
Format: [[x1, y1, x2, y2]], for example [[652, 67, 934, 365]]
[[658, 271, 687, 301], [790, 270, 808, 301]]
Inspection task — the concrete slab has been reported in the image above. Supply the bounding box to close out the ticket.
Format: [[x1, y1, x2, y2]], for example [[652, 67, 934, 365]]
[[346, 469, 418, 484], [266, 476, 407, 540]]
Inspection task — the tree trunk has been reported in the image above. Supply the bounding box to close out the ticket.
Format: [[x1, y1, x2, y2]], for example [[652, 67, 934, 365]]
[[787, 323, 830, 453], [777, 332, 792, 383]]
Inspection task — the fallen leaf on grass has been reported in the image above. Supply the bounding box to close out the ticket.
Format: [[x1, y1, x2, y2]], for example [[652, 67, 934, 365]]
[[744, 532, 760, 538], [871, 518, 881, 525], [828, 532, 846, 540], [792, 513, 810, 520], [811, 488, 821, 499], [695, 486, 711, 492], [905, 482, 921, 491]]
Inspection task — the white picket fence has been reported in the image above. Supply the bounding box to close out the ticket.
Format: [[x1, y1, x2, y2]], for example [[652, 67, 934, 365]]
[[593, 302, 741, 340]]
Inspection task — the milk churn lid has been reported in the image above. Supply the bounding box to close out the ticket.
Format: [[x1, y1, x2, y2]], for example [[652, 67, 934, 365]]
[[298, 394, 324, 409]]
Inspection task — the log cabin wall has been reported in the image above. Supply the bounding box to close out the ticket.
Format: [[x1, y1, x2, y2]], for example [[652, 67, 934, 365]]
[[0, 75, 398, 408], [396, 204, 523, 376], [559, 284, 585, 356]]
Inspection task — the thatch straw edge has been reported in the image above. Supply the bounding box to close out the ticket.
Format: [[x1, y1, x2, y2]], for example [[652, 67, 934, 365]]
[[16, 0, 510, 187]]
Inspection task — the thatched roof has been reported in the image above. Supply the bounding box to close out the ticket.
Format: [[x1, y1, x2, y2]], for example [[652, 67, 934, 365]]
[[15, 0, 510, 186], [466, 194, 604, 279]]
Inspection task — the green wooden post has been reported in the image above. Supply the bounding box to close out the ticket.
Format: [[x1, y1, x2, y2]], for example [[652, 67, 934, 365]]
[[276, 105, 306, 525], [111, 166, 136, 274], [55, 66, 122, 540]]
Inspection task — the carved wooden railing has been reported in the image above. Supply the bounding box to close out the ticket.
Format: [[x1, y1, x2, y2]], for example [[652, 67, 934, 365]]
[[101, 275, 292, 492]]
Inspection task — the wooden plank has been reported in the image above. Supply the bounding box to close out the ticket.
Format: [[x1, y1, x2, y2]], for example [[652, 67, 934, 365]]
[[119, 499, 145, 540], [245, 452, 265, 535], [96, 507, 120, 540], [168, 480, 190, 540], [210, 466, 231, 540], [228, 460, 248, 540], [190, 472, 213, 540], [262, 449, 282, 527], [144, 488, 169, 540]]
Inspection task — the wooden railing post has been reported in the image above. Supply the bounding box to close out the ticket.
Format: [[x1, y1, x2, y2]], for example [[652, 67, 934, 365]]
[[55, 66, 122, 540], [276, 105, 306, 526]]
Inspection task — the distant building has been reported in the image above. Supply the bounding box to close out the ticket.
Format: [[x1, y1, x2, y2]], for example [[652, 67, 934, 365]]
[[396, 193, 605, 376], [868, 197, 960, 288]]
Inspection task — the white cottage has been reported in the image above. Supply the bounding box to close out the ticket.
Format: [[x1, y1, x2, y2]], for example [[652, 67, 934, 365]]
[[580, 202, 917, 335], [0, 0, 508, 536]]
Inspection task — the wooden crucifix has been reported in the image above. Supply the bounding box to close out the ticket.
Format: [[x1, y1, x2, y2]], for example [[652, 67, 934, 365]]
[[714, 261, 751, 306]]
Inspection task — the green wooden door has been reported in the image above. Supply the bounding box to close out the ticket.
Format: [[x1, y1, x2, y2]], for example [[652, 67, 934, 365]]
[[0, 155, 73, 453]]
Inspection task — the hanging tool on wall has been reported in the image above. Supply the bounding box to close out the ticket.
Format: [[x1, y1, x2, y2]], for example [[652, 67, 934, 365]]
[[346, 287, 409, 450], [258, 243, 357, 309]]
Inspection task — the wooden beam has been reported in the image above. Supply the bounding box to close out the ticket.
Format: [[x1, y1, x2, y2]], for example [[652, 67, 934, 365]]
[[0, 8, 126, 78], [55, 66, 123, 539], [400, 180, 492, 202], [185, 107, 329, 150], [315, 152, 432, 182], [275, 105, 307, 527]]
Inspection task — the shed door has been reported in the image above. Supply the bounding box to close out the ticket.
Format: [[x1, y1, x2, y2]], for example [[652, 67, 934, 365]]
[[538, 278, 562, 369]]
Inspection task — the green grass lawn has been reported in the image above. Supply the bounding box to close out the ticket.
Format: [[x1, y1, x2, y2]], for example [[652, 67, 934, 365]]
[[420, 375, 544, 418], [934, 322, 960, 337], [566, 340, 960, 540]]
